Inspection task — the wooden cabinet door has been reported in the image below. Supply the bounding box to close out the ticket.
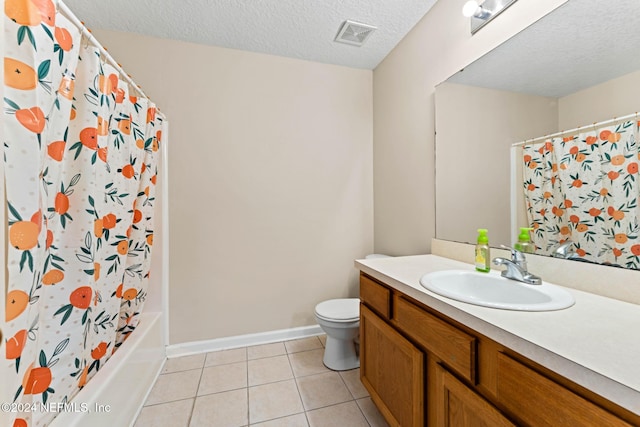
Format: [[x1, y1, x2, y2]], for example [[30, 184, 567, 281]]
[[360, 304, 423, 427], [496, 352, 634, 427], [436, 364, 515, 427]]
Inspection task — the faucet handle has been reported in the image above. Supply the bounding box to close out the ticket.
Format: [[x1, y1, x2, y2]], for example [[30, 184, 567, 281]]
[[500, 245, 527, 268]]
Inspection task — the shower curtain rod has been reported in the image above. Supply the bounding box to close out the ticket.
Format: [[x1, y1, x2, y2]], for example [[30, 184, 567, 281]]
[[512, 111, 640, 148], [57, 1, 153, 103]]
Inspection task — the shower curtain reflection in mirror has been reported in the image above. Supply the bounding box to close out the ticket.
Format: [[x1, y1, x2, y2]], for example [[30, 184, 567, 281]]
[[521, 119, 640, 268], [3, 4, 165, 426]]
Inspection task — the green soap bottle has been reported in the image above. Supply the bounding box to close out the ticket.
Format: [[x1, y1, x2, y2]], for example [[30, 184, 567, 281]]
[[475, 229, 490, 273], [514, 227, 535, 253]]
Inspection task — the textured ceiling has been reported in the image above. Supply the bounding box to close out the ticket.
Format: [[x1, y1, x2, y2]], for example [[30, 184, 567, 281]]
[[447, 0, 640, 98], [61, 0, 437, 70]]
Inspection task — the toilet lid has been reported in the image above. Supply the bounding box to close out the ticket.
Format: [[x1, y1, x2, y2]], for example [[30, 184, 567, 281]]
[[315, 298, 360, 321]]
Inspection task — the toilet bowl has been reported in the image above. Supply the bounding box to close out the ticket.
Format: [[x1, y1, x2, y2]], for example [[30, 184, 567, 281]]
[[314, 253, 391, 371], [315, 298, 361, 371]]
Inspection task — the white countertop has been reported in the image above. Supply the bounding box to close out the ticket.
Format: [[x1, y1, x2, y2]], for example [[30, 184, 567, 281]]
[[355, 254, 640, 415]]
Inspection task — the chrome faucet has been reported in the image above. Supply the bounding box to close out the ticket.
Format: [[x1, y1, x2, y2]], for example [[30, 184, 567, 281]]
[[493, 245, 542, 285], [552, 241, 577, 259]]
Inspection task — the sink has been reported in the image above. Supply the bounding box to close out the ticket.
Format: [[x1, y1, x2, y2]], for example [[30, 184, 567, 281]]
[[419, 270, 575, 311]]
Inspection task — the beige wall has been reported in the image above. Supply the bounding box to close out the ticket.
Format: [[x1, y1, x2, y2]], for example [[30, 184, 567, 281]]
[[435, 82, 558, 246], [93, 30, 374, 344], [559, 69, 640, 129], [373, 0, 567, 256]]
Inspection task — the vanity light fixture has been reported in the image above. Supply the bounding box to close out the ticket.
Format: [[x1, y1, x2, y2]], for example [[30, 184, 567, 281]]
[[463, 0, 519, 34], [462, 1, 488, 18]]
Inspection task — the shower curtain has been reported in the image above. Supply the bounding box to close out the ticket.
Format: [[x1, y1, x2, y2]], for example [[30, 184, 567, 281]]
[[3, 2, 166, 426], [522, 119, 640, 268]]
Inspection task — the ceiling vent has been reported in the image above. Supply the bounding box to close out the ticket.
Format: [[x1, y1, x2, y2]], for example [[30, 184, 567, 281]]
[[334, 20, 377, 47]]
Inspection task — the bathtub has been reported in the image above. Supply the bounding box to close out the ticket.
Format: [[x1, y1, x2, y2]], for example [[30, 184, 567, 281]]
[[48, 312, 166, 427]]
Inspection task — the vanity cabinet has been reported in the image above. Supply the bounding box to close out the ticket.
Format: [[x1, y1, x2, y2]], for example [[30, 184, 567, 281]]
[[359, 272, 639, 427]]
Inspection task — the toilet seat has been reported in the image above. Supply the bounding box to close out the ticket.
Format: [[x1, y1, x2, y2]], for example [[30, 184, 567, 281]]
[[315, 298, 359, 323]]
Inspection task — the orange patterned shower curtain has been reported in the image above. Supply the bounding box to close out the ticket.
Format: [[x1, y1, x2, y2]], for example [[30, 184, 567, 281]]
[[522, 119, 639, 268], [3, 1, 166, 425]]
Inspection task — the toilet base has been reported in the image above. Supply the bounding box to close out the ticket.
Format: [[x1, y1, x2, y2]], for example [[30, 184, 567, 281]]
[[322, 335, 360, 371]]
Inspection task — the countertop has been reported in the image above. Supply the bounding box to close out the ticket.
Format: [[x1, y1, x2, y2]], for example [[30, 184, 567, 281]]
[[355, 254, 640, 415]]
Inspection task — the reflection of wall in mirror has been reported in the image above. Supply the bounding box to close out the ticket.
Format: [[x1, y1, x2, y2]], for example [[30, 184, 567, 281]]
[[435, 82, 557, 247], [512, 145, 527, 243], [559, 69, 640, 129]]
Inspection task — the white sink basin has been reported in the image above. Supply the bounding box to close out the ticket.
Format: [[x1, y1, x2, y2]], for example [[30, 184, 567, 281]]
[[419, 270, 575, 311]]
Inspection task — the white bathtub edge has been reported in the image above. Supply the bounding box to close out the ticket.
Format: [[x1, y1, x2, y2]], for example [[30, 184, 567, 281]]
[[49, 312, 166, 427]]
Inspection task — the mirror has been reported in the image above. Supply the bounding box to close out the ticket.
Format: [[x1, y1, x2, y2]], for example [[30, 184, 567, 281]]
[[435, 0, 640, 268]]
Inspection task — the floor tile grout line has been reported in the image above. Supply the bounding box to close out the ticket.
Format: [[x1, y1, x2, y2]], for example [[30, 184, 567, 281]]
[[203, 347, 248, 369], [284, 336, 324, 355], [338, 369, 358, 401], [286, 348, 304, 400], [245, 346, 251, 427], [248, 411, 308, 427], [298, 374, 362, 413], [248, 343, 306, 425], [291, 355, 367, 417], [248, 353, 295, 388], [141, 366, 206, 408], [305, 399, 373, 423], [247, 352, 287, 361], [289, 354, 313, 427], [139, 396, 195, 409], [354, 397, 374, 427], [285, 343, 314, 426], [186, 365, 206, 427], [188, 384, 253, 399], [289, 347, 332, 379], [159, 365, 204, 375]]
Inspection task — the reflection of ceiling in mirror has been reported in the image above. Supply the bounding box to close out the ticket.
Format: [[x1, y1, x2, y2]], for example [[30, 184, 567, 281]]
[[447, 0, 640, 98]]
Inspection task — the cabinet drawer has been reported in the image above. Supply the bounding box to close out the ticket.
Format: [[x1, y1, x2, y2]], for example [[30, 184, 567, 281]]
[[496, 352, 632, 427], [360, 274, 391, 319], [394, 295, 476, 383]]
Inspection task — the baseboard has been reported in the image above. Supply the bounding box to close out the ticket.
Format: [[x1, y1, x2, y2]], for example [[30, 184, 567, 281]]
[[166, 324, 324, 358]]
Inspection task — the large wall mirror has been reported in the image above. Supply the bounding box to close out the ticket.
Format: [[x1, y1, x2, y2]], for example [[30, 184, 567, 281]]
[[435, 0, 640, 269], [435, 0, 640, 268]]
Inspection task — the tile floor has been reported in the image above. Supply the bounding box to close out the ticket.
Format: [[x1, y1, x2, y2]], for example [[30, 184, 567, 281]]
[[134, 335, 390, 427]]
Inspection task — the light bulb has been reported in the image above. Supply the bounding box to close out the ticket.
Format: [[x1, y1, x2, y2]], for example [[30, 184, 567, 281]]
[[462, 0, 480, 17]]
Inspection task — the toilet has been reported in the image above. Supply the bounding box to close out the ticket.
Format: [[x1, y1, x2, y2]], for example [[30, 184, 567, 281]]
[[315, 298, 361, 370], [314, 254, 391, 371]]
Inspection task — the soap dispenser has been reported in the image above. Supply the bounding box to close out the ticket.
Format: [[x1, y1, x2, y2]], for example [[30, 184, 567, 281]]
[[514, 227, 535, 254], [475, 229, 490, 272]]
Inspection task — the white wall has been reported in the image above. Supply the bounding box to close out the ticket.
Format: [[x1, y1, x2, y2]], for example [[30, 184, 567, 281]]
[[373, 0, 567, 255], [435, 82, 558, 246], [93, 30, 374, 344]]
